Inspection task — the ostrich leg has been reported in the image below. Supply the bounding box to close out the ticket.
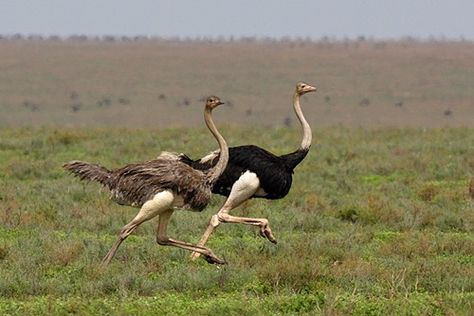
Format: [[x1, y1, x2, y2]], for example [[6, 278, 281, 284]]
[[191, 171, 276, 260], [101, 191, 175, 266], [100, 190, 224, 266], [156, 209, 225, 264]]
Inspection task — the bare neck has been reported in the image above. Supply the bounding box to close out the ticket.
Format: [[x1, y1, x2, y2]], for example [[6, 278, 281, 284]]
[[293, 92, 312, 151], [204, 107, 229, 184]]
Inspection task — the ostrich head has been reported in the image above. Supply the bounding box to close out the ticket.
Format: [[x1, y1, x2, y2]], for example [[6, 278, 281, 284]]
[[205, 96, 225, 109], [296, 82, 317, 95]]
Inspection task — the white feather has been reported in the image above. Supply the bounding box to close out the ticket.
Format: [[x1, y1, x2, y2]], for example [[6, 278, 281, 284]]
[[199, 150, 220, 163]]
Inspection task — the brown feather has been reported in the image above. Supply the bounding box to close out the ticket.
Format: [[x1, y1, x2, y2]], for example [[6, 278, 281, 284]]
[[63, 157, 212, 211], [63, 160, 113, 187]]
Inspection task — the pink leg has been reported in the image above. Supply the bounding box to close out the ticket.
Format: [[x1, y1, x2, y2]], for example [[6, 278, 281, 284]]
[[156, 209, 225, 264], [191, 171, 276, 260], [101, 191, 175, 266]]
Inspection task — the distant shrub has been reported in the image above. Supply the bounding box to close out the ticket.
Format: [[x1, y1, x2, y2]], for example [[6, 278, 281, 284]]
[[444, 109, 453, 116], [96, 97, 112, 107], [359, 98, 370, 106], [70, 102, 82, 112], [118, 97, 130, 105]]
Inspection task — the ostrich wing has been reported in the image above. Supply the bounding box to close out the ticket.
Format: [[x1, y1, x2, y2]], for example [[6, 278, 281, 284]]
[[180, 145, 294, 200], [111, 159, 211, 210]]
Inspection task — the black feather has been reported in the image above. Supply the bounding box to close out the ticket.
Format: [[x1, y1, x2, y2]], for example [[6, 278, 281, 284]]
[[279, 148, 309, 171], [180, 145, 308, 200]]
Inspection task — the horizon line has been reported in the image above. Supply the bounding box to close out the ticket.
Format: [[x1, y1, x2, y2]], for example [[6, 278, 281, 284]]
[[1, 33, 473, 43]]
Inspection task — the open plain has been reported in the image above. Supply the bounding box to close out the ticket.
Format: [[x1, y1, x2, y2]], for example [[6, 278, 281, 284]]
[[0, 39, 473, 314]]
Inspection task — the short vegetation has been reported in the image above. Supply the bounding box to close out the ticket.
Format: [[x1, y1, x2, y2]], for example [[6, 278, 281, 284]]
[[0, 127, 473, 315]]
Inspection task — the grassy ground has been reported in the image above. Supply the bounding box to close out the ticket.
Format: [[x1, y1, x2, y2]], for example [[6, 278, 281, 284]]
[[0, 39, 473, 128], [0, 127, 473, 315]]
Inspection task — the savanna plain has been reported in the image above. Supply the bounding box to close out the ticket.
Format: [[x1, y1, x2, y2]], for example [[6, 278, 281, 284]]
[[0, 39, 473, 315]]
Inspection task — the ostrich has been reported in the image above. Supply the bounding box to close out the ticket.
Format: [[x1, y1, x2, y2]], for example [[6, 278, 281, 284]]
[[63, 96, 229, 266], [180, 82, 317, 260]]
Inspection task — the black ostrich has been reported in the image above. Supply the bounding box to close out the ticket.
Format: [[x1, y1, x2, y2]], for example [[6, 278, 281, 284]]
[[179, 82, 317, 260]]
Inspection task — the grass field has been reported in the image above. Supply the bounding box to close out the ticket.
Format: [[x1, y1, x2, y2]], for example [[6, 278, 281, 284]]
[[0, 126, 473, 315], [0, 39, 473, 314], [0, 39, 473, 128]]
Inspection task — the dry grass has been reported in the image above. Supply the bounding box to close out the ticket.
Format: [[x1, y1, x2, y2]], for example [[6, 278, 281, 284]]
[[0, 39, 473, 128]]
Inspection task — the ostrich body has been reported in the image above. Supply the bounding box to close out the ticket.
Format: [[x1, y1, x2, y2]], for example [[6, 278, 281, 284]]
[[182, 82, 317, 260], [63, 96, 228, 265]]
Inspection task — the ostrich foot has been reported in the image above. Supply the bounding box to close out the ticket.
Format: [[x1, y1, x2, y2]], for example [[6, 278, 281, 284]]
[[203, 254, 226, 265], [259, 226, 277, 244]]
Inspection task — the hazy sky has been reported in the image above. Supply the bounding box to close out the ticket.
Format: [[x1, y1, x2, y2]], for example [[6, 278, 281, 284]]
[[1, 0, 474, 40]]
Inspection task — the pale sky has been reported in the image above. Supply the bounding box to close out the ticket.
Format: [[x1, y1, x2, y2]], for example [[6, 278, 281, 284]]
[[1, 0, 473, 40]]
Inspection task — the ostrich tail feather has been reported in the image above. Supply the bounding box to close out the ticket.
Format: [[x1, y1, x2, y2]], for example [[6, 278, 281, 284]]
[[63, 160, 113, 188]]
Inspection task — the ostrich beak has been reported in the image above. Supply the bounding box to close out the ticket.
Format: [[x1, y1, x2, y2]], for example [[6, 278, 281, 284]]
[[307, 85, 317, 92], [217, 101, 225, 105]]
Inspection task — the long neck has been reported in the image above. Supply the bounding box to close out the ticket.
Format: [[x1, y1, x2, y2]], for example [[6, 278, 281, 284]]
[[293, 92, 312, 151], [204, 107, 229, 184]]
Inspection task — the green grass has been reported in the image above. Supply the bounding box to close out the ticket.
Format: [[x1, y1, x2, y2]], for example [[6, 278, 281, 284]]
[[0, 127, 473, 315]]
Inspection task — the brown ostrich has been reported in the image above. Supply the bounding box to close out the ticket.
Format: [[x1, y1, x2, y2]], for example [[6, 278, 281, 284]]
[[63, 96, 228, 266]]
